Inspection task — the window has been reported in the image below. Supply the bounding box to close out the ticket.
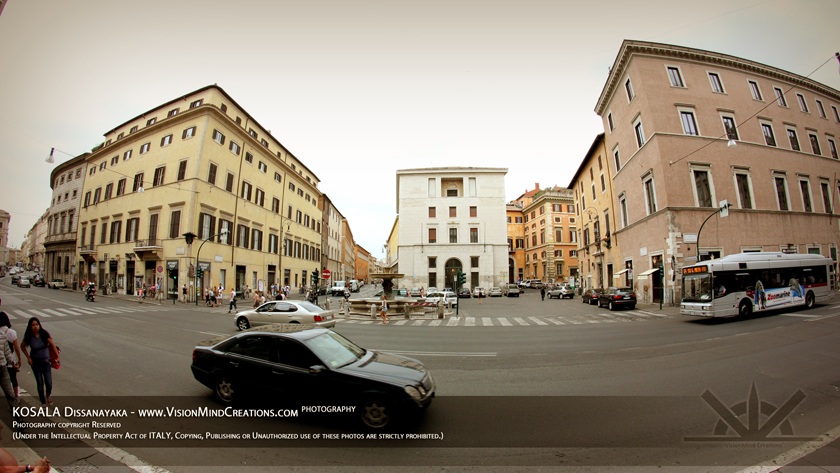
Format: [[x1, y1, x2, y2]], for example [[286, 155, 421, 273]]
[[126, 217, 139, 242], [820, 181, 833, 214], [634, 119, 645, 148], [168, 108, 179, 117], [146, 117, 156, 126], [761, 122, 776, 146], [613, 147, 621, 171], [100, 222, 107, 244], [708, 72, 724, 93], [177, 160, 187, 181], [104, 183, 113, 200], [237, 225, 250, 248], [625, 78, 634, 101], [160, 134, 173, 147], [607, 113, 614, 132], [667, 66, 684, 87], [148, 214, 158, 240], [229, 141, 241, 155], [833, 105, 840, 123], [133, 172, 144, 192], [809, 133, 821, 155], [226, 173, 235, 192], [130, 126, 138, 134], [272, 197, 280, 213], [680, 109, 699, 135], [787, 127, 800, 151], [99, 162, 106, 171], [774, 87, 787, 107], [748, 80, 762, 100], [183, 126, 196, 139], [618, 194, 628, 228], [110, 220, 122, 243], [258, 161, 267, 173], [449, 206, 456, 218], [208, 163, 217, 184], [201, 213, 216, 241], [92, 187, 101, 204], [428, 207, 436, 218], [799, 178, 813, 212], [123, 149, 132, 161], [140, 142, 150, 154], [169, 210, 181, 238], [251, 229, 263, 251], [449, 228, 457, 243], [816, 100, 826, 118], [190, 99, 203, 108], [827, 137, 838, 159], [153, 166, 165, 187], [466, 227, 477, 244], [691, 166, 713, 207], [212, 130, 225, 145], [643, 173, 657, 215], [218, 219, 232, 244], [722, 115, 739, 141], [428, 228, 436, 244], [734, 171, 754, 209], [774, 174, 790, 211], [241, 181, 252, 201], [255, 188, 265, 207], [796, 94, 809, 113], [245, 152, 253, 164], [110, 155, 118, 166], [116, 178, 126, 196], [469, 206, 477, 217]]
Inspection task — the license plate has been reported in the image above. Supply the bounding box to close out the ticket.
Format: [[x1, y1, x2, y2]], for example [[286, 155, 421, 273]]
[[623, 296, 630, 299]]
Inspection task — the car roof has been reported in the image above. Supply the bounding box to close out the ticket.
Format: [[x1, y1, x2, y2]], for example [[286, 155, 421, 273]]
[[197, 324, 328, 348]]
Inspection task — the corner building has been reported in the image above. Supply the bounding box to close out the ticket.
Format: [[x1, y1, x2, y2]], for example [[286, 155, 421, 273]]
[[595, 40, 840, 304], [76, 85, 322, 299], [396, 168, 509, 290]]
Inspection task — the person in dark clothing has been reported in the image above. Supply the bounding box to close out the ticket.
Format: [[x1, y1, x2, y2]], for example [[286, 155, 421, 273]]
[[20, 317, 58, 407]]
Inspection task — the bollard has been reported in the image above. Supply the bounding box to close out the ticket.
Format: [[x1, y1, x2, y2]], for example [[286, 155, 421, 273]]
[[404, 303, 411, 320], [325, 297, 331, 310], [370, 303, 377, 319], [437, 300, 445, 319]]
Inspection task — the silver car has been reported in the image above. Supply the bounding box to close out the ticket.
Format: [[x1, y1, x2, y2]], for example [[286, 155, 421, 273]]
[[235, 300, 336, 331], [18, 277, 31, 288]]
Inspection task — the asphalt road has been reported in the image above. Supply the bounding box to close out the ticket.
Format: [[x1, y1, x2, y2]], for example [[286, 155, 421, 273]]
[[2, 277, 840, 471]]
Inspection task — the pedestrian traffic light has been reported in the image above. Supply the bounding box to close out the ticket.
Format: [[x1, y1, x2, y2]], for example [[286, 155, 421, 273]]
[[457, 270, 466, 287]]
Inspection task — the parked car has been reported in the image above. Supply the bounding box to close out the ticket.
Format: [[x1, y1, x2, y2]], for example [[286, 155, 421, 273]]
[[597, 287, 637, 311], [32, 275, 46, 287], [11, 275, 21, 285], [503, 284, 521, 297], [425, 291, 458, 307], [409, 288, 423, 297], [191, 324, 435, 429], [18, 277, 31, 288], [234, 300, 336, 331], [48, 279, 67, 289], [547, 284, 574, 299], [519, 279, 545, 289], [488, 287, 503, 297], [581, 288, 603, 305], [457, 287, 472, 298], [473, 287, 486, 298]]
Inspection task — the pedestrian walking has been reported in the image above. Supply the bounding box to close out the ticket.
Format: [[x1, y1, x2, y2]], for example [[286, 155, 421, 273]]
[[379, 295, 390, 324], [0, 305, 21, 401], [228, 287, 238, 313], [182, 283, 187, 303], [540, 286, 546, 301], [20, 317, 58, 407], [252, 291, 261, 309]]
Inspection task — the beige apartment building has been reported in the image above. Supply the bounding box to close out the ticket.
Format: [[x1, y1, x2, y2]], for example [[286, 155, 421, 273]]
[[0, 209, 9, 271], [516, 185, 579, 285], [595, 40, 840, 304], [506, 204, 526, 283], [44, 154, 88, 285], [569, 133, 627, 291], [75, 85, 323, 299]]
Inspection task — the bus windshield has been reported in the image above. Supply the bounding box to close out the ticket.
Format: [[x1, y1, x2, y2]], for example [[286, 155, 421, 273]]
[[683, 273, 712, 302]]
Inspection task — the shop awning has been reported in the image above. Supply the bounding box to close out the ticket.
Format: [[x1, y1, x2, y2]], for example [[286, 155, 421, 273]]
[[638, 268, 660, 277], [613, 269, 631, 278]]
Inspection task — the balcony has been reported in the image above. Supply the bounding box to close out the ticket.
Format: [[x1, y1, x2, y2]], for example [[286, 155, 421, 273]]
[[132, 239, 163, 260]]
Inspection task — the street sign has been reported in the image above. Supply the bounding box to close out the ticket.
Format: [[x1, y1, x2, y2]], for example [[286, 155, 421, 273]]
[[322, 269, 331, 279]]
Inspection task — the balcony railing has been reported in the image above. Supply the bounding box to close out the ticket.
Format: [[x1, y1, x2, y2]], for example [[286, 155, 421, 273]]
[[133, 239, 162, 249], [79, 244, 96, 254]]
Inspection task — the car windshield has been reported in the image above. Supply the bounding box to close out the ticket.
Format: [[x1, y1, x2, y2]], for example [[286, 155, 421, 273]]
[[303, 331, 366, 369], [297, 301, 326, 313], [683, 273, 712, 302]]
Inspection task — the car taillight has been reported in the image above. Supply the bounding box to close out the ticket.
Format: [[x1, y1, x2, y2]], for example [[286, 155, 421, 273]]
[[313, 315, 323, 322], [192, 350, 198, 364]]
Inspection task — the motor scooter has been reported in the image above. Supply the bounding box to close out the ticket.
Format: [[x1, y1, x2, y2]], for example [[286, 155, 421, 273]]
[[85, 285, 96, 302]]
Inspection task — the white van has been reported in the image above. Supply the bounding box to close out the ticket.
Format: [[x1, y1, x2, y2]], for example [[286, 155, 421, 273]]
[[330, 281, 347, 296], [349, 280, 359, 292]]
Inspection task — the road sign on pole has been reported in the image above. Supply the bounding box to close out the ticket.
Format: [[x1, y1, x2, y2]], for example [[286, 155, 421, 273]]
[[322, 269, 331, 279]]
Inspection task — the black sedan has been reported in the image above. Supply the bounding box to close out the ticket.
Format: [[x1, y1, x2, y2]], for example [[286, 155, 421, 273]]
[[597, 287, 637, 310], [457, 287, 471, 298], [191, 324, 435, 429], [581, 288, 603, 305]]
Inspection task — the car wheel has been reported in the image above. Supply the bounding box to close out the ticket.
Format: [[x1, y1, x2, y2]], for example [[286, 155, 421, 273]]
[[805, 291, 815, 309], [359, 396, 391, 430], [214, 375, 236, 405], [236, 317, 250, 331], [609, 301, 616, 311]]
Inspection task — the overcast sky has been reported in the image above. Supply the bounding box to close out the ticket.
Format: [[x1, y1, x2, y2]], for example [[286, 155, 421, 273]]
[[1, 0, 838, 258]]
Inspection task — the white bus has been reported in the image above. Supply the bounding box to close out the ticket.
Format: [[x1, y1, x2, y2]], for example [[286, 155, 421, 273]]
[[681, 252, 835, 318]]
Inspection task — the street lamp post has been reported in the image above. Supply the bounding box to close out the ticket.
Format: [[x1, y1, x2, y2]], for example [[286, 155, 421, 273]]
[[192, 229, 229, 306], [695, 201, 732, 262]]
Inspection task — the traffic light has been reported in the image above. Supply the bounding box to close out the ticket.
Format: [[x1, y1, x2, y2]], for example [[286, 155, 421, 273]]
[[168, 268, 177, 281], [196, 267, 204, 279], [457, 270, 466, 288], [311, 271, 319, 286]]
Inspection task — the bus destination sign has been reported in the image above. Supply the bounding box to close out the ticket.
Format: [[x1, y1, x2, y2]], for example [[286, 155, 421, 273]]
[[683, 265, 708, 275]]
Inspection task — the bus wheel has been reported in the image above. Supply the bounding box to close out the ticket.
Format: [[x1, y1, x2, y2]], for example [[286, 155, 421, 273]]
[[738, 300, 752, 318], [805, 291, 815, 309]]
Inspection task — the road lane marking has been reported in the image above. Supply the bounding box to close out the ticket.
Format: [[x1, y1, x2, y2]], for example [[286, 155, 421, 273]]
[[482, 317, 493, 326], [513, 317, 528, 325], [528, 316, 548, 325], [498, 317, 512, 326]]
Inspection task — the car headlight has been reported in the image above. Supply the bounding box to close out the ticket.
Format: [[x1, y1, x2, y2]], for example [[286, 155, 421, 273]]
[[404, 385, 425, 401]]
